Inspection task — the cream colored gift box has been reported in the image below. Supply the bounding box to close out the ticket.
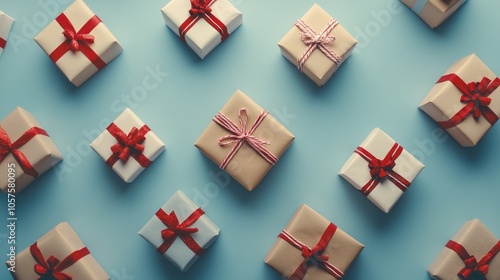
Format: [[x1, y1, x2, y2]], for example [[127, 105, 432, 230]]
[[34, 0, 123, 87], [278, 4, 357, 87], [0, 10, 14, 58], [401, 0, 468, 29]]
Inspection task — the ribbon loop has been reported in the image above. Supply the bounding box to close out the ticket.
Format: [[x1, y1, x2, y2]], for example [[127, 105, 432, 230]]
[[30, 242, 90, 280], [105, 123, 152, 168], [179, 0, 229, 43]]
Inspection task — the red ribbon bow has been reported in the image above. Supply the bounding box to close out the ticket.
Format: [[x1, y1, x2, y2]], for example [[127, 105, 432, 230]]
[[49, 13, 106, 70], [437, 74, 500, 129], [155, 207, 206, 256], [105, 123, 152, 168], [279, 223, 344, 280], [179, 0, 229, 43], [446, 240, 500, 280], [189, 0, 212, 15], [0, 127, 49, 178], [30, 242, 90, 280], [354, 143, 410, 196], [0, 37, 6, 49]]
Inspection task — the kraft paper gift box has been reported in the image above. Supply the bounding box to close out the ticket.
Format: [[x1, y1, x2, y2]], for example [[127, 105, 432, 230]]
[[419, 54, 500, 147], [90, 108, 165, 183], [265, 204, 364, 280], [278, 4, 357, 87], [161, 0, 243, 59], [0, 11, 14, 58], [34, 0, 123, 87], [0, 107, 63, 193], [138, 190, 220, 272], [8, 222, 109, 280], [401, 0, 468, 28], [338, 128, 425, 213], [194, 90, 295, 191], [428, 219, 500, 280]]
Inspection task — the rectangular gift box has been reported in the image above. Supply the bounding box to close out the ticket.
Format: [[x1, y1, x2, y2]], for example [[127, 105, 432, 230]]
[[419, 53, 500, 147], [0, 10, 15, 58], [161, 0, 242, 59], [90, 108, 165, 183], [338, 128, 425, 213], [428, 219, 500, 279], [34, 0, 123, 87], [194, 90, 295, 191], [138, 190, 220, 272], [265, 204, 364, 280], [0, 107, 63, 193], [401, 0, 468, 29], [8, 222, 109, 280], [278, 4, 357, 87]]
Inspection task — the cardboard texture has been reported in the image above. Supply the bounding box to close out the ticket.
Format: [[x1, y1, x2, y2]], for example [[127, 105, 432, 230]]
[[0, 107, 63, 193], [0, 10, 14, 57], [34, 0, 123, 86], [401, 0, 467, 28], [419, 54, 500, 147], [138, 190, 220, 272], [278, 4, 357, 86], [194, 90, 295, 191], [8, 222, 109, 280], [338, 128, 425, 213], [265, 204, 364, 280]]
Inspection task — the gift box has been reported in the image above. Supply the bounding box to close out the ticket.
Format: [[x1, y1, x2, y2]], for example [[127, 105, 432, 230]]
[[194, 90, 295, 191], [419, 53, 500, 147], [138, 190, 220, 272], [0, 11, 14, 58], [265, 204, 364, 280], [90, 108, 165, 183], [161, 0, 242, 59], [278, 4, 357, 87], [428, 219, 500, 279], [8, 222, 109, 279], [401, 0, 468, 29], [338, 128, 425, 213], [0, 107, 63, 193], [34, 0, 123, 87]]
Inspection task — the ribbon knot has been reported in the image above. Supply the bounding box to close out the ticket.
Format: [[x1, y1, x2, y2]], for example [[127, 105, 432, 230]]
[[368, 158, 396, 179], [302, 245, 329, 264], [62, 29, 95, 52], [105, 123, 152, 168], [189, 0, 212, 15], [179, 0, 229, 43], [34, 255, 72, 280], [301, 32, 335, 46], [30, 242, 90, 280], [446, 240, 500, 280]]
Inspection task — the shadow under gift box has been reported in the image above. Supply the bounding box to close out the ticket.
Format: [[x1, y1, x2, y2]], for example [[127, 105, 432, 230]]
[[0, 10, 15, 58], [400, 0, 468, 29]]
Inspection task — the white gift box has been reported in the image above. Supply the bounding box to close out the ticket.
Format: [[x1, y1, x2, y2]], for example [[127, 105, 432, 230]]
[[0, 11, 15, 58], [34, 0, 123, 87], [90, 108, 165, 183], [338, 128, 425, 213], [161, 0, 242, 59], [138, 190, 220, 272]]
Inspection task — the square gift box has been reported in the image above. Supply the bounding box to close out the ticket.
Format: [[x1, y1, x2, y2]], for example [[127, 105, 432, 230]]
[[8, 222, 109, 280], [419, 53, 500, 147], [161, 0, 243, 59], [428, 219, 500, 279], [138, 190, 220, 272], [194, 90, 295, 191], [278, 4, 357, 86], [401, 0, 468, 29], [34, 0, 123, 87], [338, 128, 425, 213], [0, 107, 63, 193], [90, 108, 165, 183], [265, 204, 364, 280], [0, 10, 14, 58]]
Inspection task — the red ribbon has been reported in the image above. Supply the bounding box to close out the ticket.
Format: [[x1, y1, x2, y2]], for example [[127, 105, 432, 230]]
[[278, 223, 344, 279], [446, 240, 500, 280], [354, 143, 410, 196], [213, 108, 278, 170], [155, 207, 206, 256], [0, 37, 6, 49], [30, 242, 90, 280], [49, 13, 106, 70], [105, 123, 152, 168], [178, 0, 229, 43], [436, 74, 500, 129], [0, 127, 49, 178]]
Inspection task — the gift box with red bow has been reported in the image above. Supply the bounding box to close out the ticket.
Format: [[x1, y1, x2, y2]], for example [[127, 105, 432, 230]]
[[401, 0, 468, 29], [428, 219, 500, 279], [161, 0, 242, 59], [34, 0, 123, 87], [419, 53, 500, 147], [138, 190, 220, 272], [338, 128, 425, 213], [8, 222, 109, 279], [0, 10, 14, 58], [278, 4, 357, 87], [90, 108, 165, 183]]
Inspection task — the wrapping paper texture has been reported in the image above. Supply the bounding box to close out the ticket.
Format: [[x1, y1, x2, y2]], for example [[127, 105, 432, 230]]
[[401, 0, 467, 28], [0, 11, 15, 57]]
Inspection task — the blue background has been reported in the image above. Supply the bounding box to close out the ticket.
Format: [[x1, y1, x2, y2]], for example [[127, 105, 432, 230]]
[[1, 0, 500, 279]]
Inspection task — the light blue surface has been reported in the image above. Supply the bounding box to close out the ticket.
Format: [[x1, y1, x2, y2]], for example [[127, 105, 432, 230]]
[[1, 0, 499, 279]]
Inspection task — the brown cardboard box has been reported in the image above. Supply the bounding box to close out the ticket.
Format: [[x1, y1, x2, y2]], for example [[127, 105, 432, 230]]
[[400, 0, 467, 28]]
